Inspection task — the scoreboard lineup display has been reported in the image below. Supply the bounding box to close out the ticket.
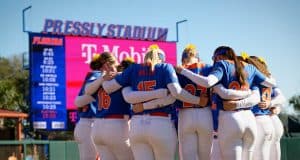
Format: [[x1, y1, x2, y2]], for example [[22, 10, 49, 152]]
[[29, 32, 176, 130]]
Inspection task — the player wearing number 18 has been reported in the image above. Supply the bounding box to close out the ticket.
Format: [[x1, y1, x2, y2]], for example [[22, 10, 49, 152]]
[[85, 52, 134, 160]]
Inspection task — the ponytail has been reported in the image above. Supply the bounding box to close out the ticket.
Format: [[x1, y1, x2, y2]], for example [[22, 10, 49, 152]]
[[144, 44, 164, 70], [214, 46, 247, 86], [247, 56, 271, 77], [233, 55, 247, 86], [90, 54, 102, 70]]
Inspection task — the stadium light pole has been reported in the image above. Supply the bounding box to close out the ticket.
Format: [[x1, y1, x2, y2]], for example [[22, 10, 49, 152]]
[[22, 5, 32, 33], [176, 19, 188, 42], [22, 5, 32, 70]]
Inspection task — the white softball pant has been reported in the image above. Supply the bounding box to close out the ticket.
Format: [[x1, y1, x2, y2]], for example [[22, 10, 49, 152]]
[[253, 115, 274, 160], [218, 110, 257, 160], [91, 118, 133, 160], [74, 118, 97, 160], [178, 107, 213, 160], [269, 115, 284, 160], [129, 115, 177, 160]]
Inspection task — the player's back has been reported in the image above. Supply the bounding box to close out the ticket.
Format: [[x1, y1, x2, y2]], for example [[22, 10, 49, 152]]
[[211, 60, 266, 110], [116, 63, 177, 91], [176, 62, 211, 108], [115, 62, 178, 114], [82, 71, 130, 118], [212, 60, 265, 89], [94, 87, 131, 118]]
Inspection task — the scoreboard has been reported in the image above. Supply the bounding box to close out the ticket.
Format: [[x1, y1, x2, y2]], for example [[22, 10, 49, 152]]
[[29, 32, 177, 130]]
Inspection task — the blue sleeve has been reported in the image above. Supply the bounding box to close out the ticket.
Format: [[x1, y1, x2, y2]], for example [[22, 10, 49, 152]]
[[77, 86, 85, 96], [115, 64, 133, 87], [209, 61, 224, 81], [77, 72, 101, 96], [77, 73, 90, 96], [164, 64, 179, 84], [86, 71, 102, 83]]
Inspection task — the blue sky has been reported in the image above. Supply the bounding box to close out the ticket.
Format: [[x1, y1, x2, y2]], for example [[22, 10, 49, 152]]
[[1, 0, 300, 109]]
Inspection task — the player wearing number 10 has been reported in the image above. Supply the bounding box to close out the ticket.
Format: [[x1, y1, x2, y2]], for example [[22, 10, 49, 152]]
[[176, 46, 277, 160]]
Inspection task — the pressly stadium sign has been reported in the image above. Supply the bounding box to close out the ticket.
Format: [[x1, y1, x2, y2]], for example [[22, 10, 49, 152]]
[[42, 19, 168, 41]]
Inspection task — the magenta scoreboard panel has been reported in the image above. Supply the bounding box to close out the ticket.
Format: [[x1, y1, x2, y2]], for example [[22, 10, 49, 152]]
[[65, 36, 177, 110]]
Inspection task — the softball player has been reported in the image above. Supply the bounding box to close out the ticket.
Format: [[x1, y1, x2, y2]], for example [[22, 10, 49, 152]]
[[85, 52, 134, 160], [74, 55, 101, 160], [216, 82, 262, 160], [241, 56, 274, 160], [177, 45, 255, 160], [176, 46, 277, 160], [245, 56, 285, 160], [243, 57, 285, 160], [102, 45, 205, 160], [175, 44, 213, 160], [269, 87, 286, 160], [210, 84, 255, 160]]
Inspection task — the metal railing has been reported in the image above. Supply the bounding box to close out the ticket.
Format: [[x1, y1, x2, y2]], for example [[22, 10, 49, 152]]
[[1, 137, 300, 160]]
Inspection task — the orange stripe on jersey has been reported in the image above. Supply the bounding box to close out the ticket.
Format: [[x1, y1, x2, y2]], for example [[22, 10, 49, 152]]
[[184, 62, 206, 69]]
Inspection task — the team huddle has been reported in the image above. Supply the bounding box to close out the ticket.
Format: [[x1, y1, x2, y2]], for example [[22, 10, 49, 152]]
[[73, 44, 286, 160]]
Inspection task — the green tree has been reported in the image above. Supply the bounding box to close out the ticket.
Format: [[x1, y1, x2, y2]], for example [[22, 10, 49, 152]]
[[0, 55, 29, 123], [289, 94, 300, 111]]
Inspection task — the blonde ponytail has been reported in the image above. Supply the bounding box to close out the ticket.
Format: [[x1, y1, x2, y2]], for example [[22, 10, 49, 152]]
[[144, 44, 164, 70]]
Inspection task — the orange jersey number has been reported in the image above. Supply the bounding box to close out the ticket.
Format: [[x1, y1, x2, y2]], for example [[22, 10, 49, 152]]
[[137, 80, 157, 91], [228, 81, 249, 90], [183, 84, 208, 108], [98, 88, 111, 110]]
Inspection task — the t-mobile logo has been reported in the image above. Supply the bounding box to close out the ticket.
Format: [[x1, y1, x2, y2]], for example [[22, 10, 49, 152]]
[[69, 111, 78, 123], [81, 44, 97, 64]]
